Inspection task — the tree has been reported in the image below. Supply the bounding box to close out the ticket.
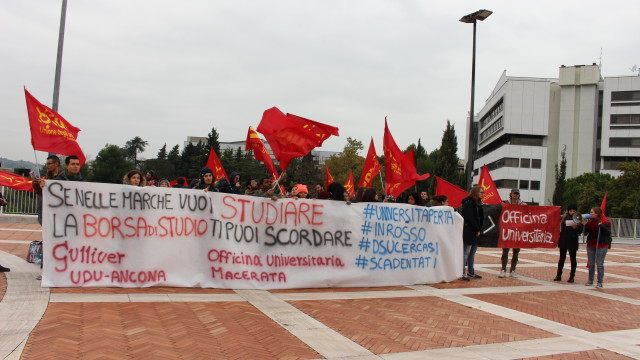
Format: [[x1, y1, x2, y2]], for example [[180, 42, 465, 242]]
[[563, 172, 613, 214], [552, 147, 567, 206], [124, 136, 148, 167], [324, 137, 364, 185], [608, 161, 640, 218], [157, 143, 168, 160], [433, 121, 463, 184], [90, 144, 133, 183], [207, 127, 221, 156]]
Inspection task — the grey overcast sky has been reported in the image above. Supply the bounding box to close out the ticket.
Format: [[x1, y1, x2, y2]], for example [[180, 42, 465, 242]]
[[1, 1, 639, 165]]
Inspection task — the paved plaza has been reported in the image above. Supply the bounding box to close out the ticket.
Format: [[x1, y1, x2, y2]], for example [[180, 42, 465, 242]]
[[1, 219, 639, 359]]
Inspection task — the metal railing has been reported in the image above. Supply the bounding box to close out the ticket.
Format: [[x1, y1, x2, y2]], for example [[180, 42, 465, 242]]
[[0, 186, 38, 215], [1, 185, 640, 238]]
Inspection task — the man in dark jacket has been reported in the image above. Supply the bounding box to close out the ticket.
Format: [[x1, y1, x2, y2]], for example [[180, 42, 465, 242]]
[[33, 155, 61, 224], [461, 185, 484, 281], [53, 155, 85, 182]]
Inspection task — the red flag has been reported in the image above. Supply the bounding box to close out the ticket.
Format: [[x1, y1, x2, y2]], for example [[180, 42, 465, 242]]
[[435, 176, 468, 208], [257, 107, 339, 171], [246, 126, 278, 179], [344, 170, 355, 198], [205, 147, 228, 183], [169, 177, 187, 187], [325, 164, 335, 189], [358, 138, 381, 187], [383, 119, 429, 198], [478, 164, 502, 204], [600, 192, 609, 224], [24, 89, 86, 165], [0, 170, 34, 192]]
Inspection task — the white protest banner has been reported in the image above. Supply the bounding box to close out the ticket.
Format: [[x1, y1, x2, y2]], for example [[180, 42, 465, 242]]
[[42, 181, 463, 289]]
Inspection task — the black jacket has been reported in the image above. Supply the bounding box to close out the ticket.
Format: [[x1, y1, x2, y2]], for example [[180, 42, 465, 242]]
[[558, 216, 582, 250], [461, 196, 483, 245]]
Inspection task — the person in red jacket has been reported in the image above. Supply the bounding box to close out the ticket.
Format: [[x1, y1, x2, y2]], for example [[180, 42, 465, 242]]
[[584, 207, 612, 289]]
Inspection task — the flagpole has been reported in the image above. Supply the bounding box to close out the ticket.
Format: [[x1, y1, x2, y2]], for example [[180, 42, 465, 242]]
[[378, 171, 386, 196], [33, 150, 41, 178]]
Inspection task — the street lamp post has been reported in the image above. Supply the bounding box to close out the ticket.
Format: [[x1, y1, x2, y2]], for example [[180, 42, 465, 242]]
[[460, 9, 492, 190], [52, 0, 68, 113]]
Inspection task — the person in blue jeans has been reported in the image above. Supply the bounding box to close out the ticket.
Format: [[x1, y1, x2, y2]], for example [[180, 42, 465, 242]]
[[584, 207, 612, 289], [461, 185, 484, 281]]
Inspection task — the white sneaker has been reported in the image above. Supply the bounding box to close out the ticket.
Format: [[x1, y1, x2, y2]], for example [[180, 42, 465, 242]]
[[498, 270, 506, 278], [35, 275, 42, 280], [510, 271, 518, 278]]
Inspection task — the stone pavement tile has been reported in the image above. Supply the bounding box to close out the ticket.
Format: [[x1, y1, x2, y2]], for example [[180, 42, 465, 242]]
[[516, 252, 582, 264], [0, 273, 5, 302], [519, 348, 636, 359], [0, 230, 35, 241], [604, 265, 640, 278], [605, 254, 640, 263], [598, 288, 640, 301], [0, 223, 41, 230], [21, 302, 321, 360], [51, 286, 236, 294], [0, 243, 30, 258], [507, 266, 636, 284], [270, 286, 410, 293], [430, 271, 538, 289], [289, 296, 556, 355], [468, 290, 640, 333]]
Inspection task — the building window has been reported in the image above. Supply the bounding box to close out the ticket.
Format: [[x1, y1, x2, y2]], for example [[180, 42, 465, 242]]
[[520, 158, 530, 168], [609, 137, 640, 148], [611, 91, 640, 102], [479, 98, 504, 129], [479, 116, 504, 143], [611, 114, 640, 125], [531, 159, 542, 168], [510, 136, 543, 146], [519, 180, 529, 189], [602, 157, 640, 170], [530, 181, 540, 190], [494, 179, 518, 189]]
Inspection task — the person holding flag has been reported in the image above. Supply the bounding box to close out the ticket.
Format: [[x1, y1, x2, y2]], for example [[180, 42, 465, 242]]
[[584, 206, 612, 289]]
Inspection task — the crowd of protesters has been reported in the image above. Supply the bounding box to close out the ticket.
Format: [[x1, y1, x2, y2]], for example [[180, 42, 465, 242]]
[[16, 154, 612, 290]]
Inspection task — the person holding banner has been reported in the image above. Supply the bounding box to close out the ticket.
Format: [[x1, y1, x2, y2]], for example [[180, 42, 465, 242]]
[[499, 189, 527, 278], [53, 155, 85, 182], [33, 155, 61, 225], [461, 185, 484, 280], [192, 167, 217, 192], [584, 207, 612, 289], [554, 204, 582, 283], [123, 170, 147, 187]]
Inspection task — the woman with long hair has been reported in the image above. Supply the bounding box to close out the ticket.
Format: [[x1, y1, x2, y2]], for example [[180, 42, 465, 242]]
[[123, 170, 147, 187], [460, 185, 484, 281], [406, 192, 425, 206], [584, 206, 612, 289]]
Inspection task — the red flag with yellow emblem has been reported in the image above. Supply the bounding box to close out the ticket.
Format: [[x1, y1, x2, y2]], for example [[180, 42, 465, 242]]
[[24, 89, 86, 165], [325, 164, 335, 190], [344, 170, 355, 198], [257, 107, 339, 171], [205, 147, 228, 183], [246, 126, 278, 178], [358, 138, 381, 187], [383, 119, 429, 198], [478, 164, 502, 204], [0, 170, 33, 192]]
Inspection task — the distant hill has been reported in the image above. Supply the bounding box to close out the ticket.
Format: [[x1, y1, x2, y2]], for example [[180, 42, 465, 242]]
[[0, 157, 38, 174]]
